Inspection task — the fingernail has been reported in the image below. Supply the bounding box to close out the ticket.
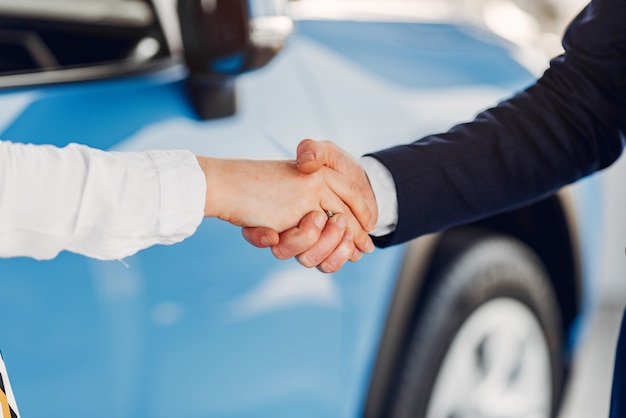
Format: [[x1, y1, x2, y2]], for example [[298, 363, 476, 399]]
[[260, 236, 272, 247], [314, 212, 327, 229], [365, 237, 375, 253], [335, 214, 347, 229], [298, 151, 315, 165]]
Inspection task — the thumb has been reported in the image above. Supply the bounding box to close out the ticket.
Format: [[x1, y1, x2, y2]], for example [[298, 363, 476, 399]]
[[296, 139, 332, 174]]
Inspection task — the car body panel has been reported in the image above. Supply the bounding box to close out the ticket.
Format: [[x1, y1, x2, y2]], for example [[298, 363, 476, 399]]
[[0, 32, 410, 417], [1, 9, 616, 418]]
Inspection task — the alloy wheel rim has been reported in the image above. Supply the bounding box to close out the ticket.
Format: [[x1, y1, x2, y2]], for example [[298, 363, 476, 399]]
[[426, 298, 552, 418]]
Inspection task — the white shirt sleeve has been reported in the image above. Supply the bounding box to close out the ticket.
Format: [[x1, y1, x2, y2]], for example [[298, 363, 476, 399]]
[[0, 141, 206, 260], [359, 156, 398, 237]]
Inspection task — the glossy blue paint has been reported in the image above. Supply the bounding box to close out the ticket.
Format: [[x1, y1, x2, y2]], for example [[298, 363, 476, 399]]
[[296, 20, 531, 90], [2, 71, 194, 149], [0, 18, 540, 418]]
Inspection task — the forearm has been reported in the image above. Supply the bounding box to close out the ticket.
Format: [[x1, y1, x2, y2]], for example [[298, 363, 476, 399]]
[[0, 141, 205, 260], [370, 0, 626, 247]]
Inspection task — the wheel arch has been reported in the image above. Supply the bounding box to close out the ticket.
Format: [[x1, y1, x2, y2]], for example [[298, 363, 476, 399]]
[[472, 191, 582, 345], [364, 192, 581, 417]]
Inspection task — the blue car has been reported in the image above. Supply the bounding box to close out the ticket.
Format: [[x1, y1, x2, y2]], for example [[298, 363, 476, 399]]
[[1, 1, 624, 417]]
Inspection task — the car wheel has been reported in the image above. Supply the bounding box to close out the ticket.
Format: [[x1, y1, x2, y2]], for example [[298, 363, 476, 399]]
[[390, 230, 563, 418]]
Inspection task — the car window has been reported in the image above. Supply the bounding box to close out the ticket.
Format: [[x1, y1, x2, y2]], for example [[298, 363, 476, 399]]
[[0, 0, 167, 83]]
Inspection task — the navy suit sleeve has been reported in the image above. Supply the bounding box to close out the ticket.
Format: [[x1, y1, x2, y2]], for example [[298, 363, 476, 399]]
[[369, 0, 626, 247], [610, 310, 626, 417]]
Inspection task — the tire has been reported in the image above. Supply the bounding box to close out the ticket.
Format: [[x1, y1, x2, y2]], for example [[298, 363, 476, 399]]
[[389, 230, 563, 418]]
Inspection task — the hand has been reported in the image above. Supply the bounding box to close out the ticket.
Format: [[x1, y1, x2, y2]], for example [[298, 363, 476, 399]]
[[243, 211, 363, 272], [296, 139, 378, 229], [196, 156, 374, 253], [242, 140, 378, 272]]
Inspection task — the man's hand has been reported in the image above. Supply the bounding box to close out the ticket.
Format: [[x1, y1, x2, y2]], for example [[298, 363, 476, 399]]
[[296, 139, 378, 230], [242, 140, 378, 272]]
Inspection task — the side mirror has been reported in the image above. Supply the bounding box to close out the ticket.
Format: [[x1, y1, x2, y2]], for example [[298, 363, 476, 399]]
[[177, 0, 293, 119]]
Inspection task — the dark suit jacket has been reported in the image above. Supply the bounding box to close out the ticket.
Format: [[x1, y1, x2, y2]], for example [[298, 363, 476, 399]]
[[612, 312, 626, 417], [370, 1, 626, 415], [369, 0, 626, 248]]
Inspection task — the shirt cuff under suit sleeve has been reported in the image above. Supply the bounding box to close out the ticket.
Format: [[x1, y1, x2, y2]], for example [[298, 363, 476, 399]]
[[360, 156, 399, 237]]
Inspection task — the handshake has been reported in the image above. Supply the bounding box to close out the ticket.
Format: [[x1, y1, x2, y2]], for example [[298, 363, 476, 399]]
[[198, 139, 379, 273]]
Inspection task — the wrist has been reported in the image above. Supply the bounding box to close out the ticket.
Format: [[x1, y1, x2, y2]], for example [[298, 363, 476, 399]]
[[196, 156, 231, 220]]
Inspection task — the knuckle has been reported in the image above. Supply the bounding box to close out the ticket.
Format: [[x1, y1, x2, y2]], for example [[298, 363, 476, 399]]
[[271, 246, 291, 260], [318, 262, 336, 273], [307, 252, 324, 267], [302, 227, 321, 244], [354, 229, 369, 245], [297, 253, 319, 268], [350, 250, 362, 262], [321, 255, 344, 273], [349, 181, 359, 197], [323, 246, 352, 273]]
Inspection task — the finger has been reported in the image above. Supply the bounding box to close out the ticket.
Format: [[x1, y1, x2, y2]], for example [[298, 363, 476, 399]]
[[242, 226, 280, 248], [270, 212, 328, 260], [340, 206, 374, 255], [321, 167, 374, 232], [318, 229, 356, 273], [321, 194, 374, 255], [295, 214, 349, 268], [330, 209, 374, 256], [350, 248, 362, 262], [349, 216, 375, 255], [296, 139, 333, 174], [298, 140, 378, 231]]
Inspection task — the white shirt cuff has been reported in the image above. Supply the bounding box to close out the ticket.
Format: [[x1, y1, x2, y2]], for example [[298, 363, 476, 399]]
[[360, 156, 398, 237], [146, 149, 206, 243]]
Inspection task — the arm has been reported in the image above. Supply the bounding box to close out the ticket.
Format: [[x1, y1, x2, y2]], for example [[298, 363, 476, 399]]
[[0, 141, 373, 260], [246, 0, 626, 265], [196, 156, 373, 255], [0, 141, 205, 260], [372, 0, 626, 246]]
